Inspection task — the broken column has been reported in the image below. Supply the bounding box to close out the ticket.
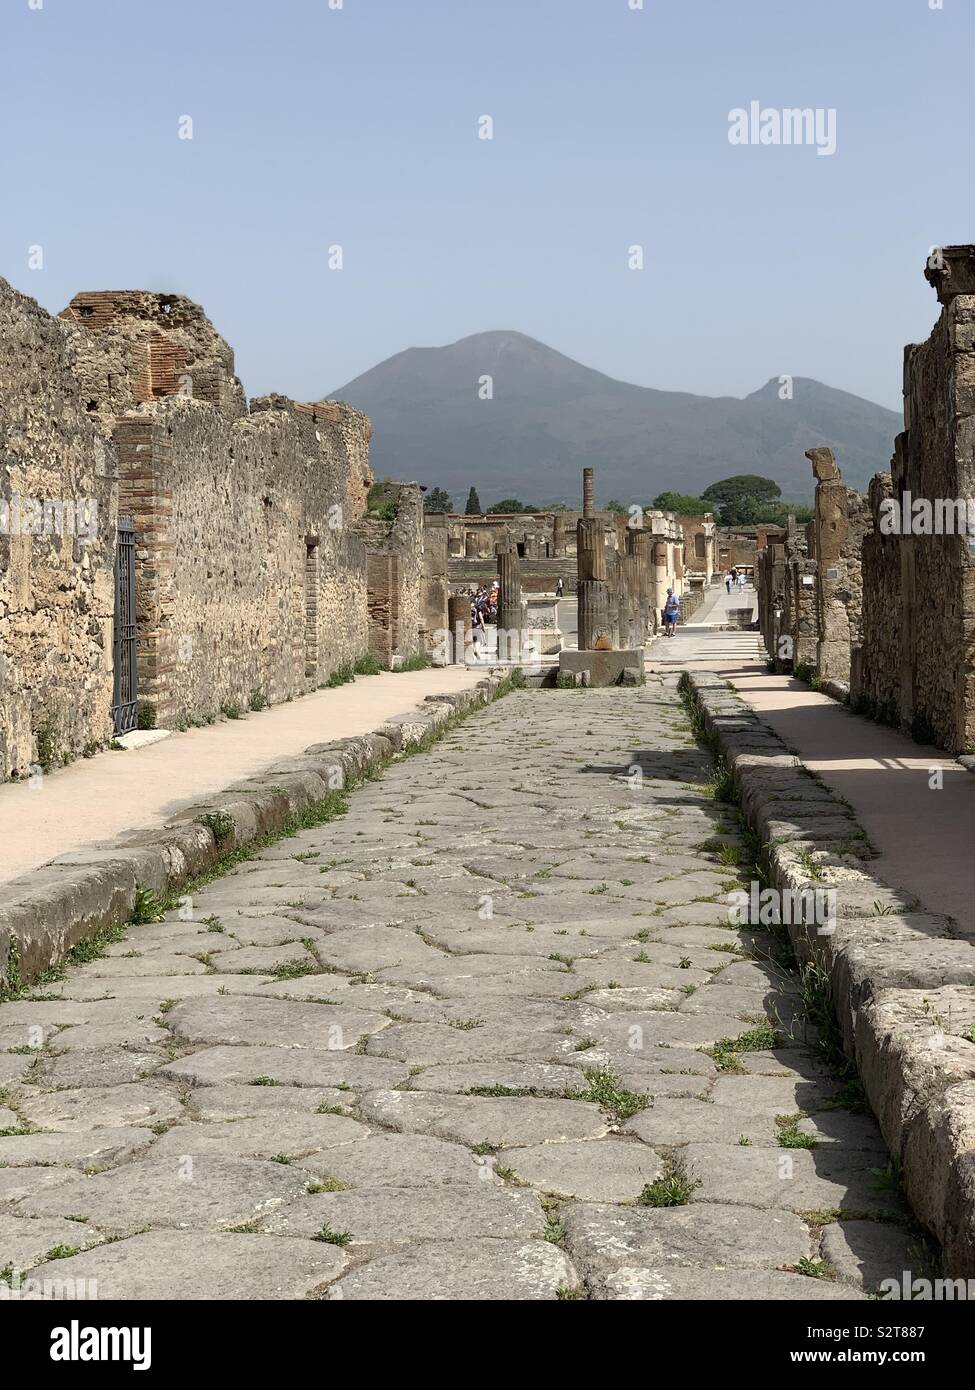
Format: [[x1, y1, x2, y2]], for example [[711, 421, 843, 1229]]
[[552, 513, 566, 558], [806, 445, 871, 686], [496, 538, 525, 661], [576, 514, 613, 650], [447, 593, 471, 665]]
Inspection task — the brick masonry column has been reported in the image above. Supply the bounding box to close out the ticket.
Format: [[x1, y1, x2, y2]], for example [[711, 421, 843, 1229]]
[[113, 415, 176, 726]]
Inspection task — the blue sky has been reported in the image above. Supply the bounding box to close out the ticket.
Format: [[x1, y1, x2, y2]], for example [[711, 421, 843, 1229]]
[[1, 0, 971, 410]]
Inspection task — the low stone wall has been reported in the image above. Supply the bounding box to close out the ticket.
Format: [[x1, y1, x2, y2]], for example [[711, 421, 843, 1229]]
[[0, 674, 511, 993], [685, 671, 975, 1275]]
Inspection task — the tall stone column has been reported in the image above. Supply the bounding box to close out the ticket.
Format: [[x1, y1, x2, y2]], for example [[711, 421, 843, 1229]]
[[447, 594, 471, 665], [583, 467, 595, 518], [652, 540, 669, 634], [496, 540, 525, 661], [632, 530, 652, 641], [577, 515, 613, 650]]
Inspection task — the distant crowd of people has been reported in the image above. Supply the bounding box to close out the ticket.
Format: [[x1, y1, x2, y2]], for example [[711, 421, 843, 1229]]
[[725, 567, 747, 594]]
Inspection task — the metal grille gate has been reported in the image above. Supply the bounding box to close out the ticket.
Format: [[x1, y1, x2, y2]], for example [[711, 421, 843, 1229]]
[[111, 516, 138, 735]]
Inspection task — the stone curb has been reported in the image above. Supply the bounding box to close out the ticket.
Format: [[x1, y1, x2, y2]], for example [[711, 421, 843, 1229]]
[[0, 675, 508, 993], [684, 670, 975, 1276]]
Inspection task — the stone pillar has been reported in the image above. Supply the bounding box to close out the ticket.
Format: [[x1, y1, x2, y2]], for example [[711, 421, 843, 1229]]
[[651, 539, 668, 633], [448, 594, 471, 665], [496, 541, 525, 660], [583, 467, 595, 518], [553, 513, 565, 558], [632, 530, 652, 640], [577, 516, 612, 649]]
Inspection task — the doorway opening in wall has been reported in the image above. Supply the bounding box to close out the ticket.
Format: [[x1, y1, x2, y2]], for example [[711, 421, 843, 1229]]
[[111, 516, 138, 735], [305, 536, 320, 681], [517, 542, 526, 558]]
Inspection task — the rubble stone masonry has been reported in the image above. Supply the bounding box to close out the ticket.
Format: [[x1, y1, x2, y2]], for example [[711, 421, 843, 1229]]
[[1, 279, 437, 772], [0, 278, 118, 779]]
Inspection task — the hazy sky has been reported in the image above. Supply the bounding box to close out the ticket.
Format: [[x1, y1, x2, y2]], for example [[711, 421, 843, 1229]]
[[2, 0, 972, 411]]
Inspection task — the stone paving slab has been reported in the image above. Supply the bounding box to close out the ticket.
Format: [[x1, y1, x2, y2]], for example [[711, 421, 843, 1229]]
[[0, 683, 923, 1297], [29, 1230, 349, 1299], [324, 1239, 579, 1300]]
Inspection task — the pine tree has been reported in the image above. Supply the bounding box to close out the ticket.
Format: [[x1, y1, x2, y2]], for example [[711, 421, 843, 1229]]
[[465, 487, 482, 515]]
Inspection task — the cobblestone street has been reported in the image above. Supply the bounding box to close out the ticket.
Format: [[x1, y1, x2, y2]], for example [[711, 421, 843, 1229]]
[[0, 682, 920, 1300]]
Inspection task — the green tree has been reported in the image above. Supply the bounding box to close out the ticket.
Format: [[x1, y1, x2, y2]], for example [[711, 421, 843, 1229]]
[[701, 474, 783, 527], [465, 486, 482, 515], [651, 490, 709, 516], [423, 487, 452, 513], [487, 498, 536, 513], [605, 499, 629, 516]]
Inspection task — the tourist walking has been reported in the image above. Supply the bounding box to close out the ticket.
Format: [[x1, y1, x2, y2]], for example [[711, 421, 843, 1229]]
[[663, 587, 681, 637], [725, 571, 732, 594]]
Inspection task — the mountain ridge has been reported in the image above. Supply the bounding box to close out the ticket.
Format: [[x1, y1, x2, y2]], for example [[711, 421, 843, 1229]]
[[329, 331, 900, 505]]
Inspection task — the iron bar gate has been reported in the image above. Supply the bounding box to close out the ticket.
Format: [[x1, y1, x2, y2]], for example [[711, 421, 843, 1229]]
[[111, 516, 137, 735]]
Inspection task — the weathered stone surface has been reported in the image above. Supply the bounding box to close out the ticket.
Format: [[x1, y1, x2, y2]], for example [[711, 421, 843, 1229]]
[[819, 1219, 919, 1292], [563, 1201, 811, 1277], [148, 1113, 368, 1159], [597, 1266, 866, 1300], [266, 1185, 544, 1248], [0, 1130, 150, 1170], [406, 1062, 583, 1096], [0, 1215, 103, 1270], [0, 679, 928, 1294], [683, 1143, 905, 1216], [30, 1230, 348, 1298], [165, 996, 389, 1050], [17, 1083, 183, 1133], [19, 1155, 309, 1234], [506, 1139, 663, 1201], [295, 1133, 490, 1188], [325, 1239, 579, 1300], [356, 1090, 609, 1146], [159, 1046, 409, 1090]]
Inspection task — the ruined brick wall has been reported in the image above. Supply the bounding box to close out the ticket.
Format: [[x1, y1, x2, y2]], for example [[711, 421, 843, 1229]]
[[105, 397, 371, 725], [357, 484, 424, 665], [0, 278, 118, 780], [61, 293, 375, 727]]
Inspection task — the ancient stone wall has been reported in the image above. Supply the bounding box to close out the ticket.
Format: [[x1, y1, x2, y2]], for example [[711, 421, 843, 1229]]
[[857, 472, 902, 722], [106, 394, 373, 726], [357, 484, 424, 667], [0, 278, 118, 780], [2, 286, 394, 744], [851, 254, 975, 749]]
